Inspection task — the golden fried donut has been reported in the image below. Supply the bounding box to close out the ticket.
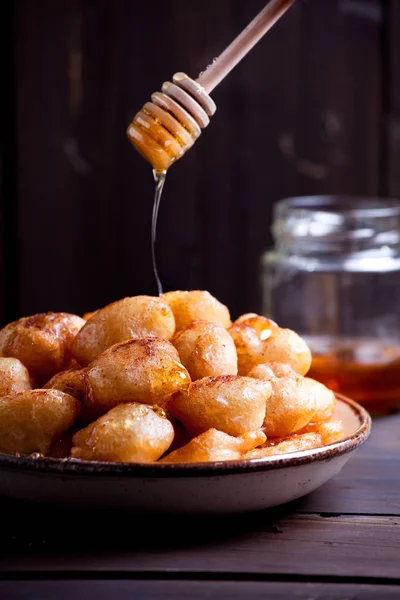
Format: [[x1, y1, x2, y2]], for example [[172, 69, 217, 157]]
[[0, 389, 81, 455], [229, 317, 311, 376], [161, 428, 266, 463], [172, 320, 237, 380], [162, 290, 231, 331], [84, 337, 190, 414], [167, 375, 270, 437], [72, 296, 176, 366], [71, 403, 174, 462], [0, 313, 85, 379], [0, 357, 31, 396]]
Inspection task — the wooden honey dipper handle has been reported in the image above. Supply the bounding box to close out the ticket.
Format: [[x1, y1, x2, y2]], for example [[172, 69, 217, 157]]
[[127, 0, 297, 171], [197, 0, 297, 94]]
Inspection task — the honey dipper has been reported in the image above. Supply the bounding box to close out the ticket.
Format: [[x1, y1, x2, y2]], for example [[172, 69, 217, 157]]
[[127, 0, 296, 172]]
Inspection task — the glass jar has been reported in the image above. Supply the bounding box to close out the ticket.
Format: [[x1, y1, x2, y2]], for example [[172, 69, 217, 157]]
[[261, 196, 400, 415]]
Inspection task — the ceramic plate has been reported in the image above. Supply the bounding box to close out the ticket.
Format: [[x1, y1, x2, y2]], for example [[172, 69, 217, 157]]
[[0, 394, 370, 514]]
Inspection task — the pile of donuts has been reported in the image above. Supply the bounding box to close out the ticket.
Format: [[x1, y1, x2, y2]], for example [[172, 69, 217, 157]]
[[0, 291, 343, 463]]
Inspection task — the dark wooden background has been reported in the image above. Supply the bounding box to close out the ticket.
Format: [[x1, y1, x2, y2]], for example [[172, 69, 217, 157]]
[[1, 0, 399, 326]]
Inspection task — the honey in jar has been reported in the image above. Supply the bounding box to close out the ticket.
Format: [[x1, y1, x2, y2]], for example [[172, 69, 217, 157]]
[[261, 196, 400, 415], [306, 337, 400, 415]]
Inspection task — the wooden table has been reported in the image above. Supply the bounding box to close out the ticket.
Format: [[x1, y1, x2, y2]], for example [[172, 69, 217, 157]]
[[0, 413, 399, 599]]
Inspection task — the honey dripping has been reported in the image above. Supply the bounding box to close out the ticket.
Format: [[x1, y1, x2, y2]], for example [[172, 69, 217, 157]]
[[125, 1, 298, 292], [126, 73, 216, 294], [151, 170, 166, 295]]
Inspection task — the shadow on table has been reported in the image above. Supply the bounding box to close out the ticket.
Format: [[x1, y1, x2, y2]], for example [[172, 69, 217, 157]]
[[0, 496, 299, 558]]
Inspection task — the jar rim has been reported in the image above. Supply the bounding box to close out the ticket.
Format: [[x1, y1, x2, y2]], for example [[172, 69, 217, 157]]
[[275, 195, 400, 219], [272, 195, 400, 252]]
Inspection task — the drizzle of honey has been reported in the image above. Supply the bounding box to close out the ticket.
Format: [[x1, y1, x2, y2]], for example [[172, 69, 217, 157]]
[[128, 114, 189, 294], [152, 170, 166, 295], [127, 73, 213, 293]]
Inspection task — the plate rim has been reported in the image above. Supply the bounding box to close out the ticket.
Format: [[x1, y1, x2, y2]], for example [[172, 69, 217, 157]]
[[0, 393, 371, 478]]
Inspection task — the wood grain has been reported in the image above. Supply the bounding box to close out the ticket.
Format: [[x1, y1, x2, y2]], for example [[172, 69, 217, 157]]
[[1, 513, 399, 579], [300, 413, 400, 515], [1, 581, 400, 600]]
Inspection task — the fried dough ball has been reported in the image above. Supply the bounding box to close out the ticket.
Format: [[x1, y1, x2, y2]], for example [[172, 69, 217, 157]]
[[228, 314, 279, 375], [260, 328, 312, 376], [250, 364, 335, 427], [235, 313, 259, 323], [162, 290, 231, 331], [0, 357, 31, 396], [44, 368, 87, 401], [229, 318, 311, 376], [234, 314, 278, 339], [0, 389, 81, 455], [44, 368, 99, 423], [263, 377, 316, 437], [302, 377, 336, 423], [167, 375, 270, 437], [71, 403, 174, 462], [84, 337, 190, 414], [160, 428, 266, 463], [298, 420, 344, 444], [249, 361, 296, 380], [228, 324, 267, 375], [248, 364, 315, 437], [72, 296, 176, 366], [244, 419, 344, 459], [245, 433, 323, 459], [316, 420, 344, 444], [47, 338, 191, 420], [172, 320, 237, 380], [0, 313, 85, 379]]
